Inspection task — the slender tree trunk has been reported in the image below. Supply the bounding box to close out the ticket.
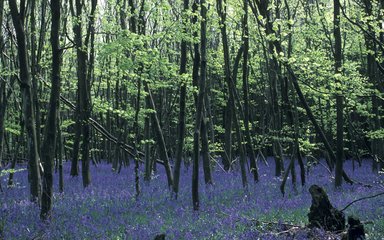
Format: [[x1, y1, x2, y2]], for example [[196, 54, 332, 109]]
[[145, 83, 174, 187], [363, 0, 382, 172], [173, 0, 189, 197], [334, 0, 343, 188], [216, 0, 233, 172], [30, 0, 42, 157], [133, 78, 141, 198], [70, 0, 97, 187], [9, 0, 42, 202], [40, 0, 62, 220], [144, 101, 152, 181], [71, 114, 80, 176], [254, 0, 284, 176], [112, 78, 120, 171], [7, 152, 18, 187], [223, 99, 233, 171], [287, 66, 353, 184], [192, 0, 208, 210], [201, 110, 212, 185], [218, 0, 258, 183], [57, 114, 64, 193], [280, 0, 302, 192], [371, 95, 382, 172], [8, 112, 22, 187], [0, 0, 4, 178], [242, 0, 258, 182]]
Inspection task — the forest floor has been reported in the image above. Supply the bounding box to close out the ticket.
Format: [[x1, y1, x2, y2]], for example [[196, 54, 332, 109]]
[[1, 158, 383, 239]]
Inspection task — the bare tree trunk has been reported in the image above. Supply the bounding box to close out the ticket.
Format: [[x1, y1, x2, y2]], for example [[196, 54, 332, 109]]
[[334, 0, 344, 188], [40, 0, 62, 220], [218, 0, 258, 184], [70, 0, 97, 187], [201, 110, 212, 185], [145, 82, 174, 187], [8, 0, 42, 202], [173, 0, 189, 197], [363, 0, 382, 173], [57, 114, 64, 193], [70, 114, 80, 176], [287, 66, 353, 184], [144, 100, 152, 181], [253, 0, 284, 176], [192, 0, 208, 210], [0, 0, 6, 192], [242, 0, 258, 182]]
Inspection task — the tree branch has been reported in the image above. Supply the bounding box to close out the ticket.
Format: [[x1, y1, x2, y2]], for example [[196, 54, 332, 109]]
[[341, 192, 384, 212]]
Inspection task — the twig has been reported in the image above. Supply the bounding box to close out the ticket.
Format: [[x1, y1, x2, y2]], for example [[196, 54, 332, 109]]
[[341, 192, 384, 212], [276, 226, 300, 235], [210, 156, 227, 173], [217, 212, 304, 228]]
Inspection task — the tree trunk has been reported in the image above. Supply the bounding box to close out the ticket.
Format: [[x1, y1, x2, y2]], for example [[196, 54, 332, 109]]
[[242, 0, 258, 182], [70, 114, 80, 176], [217, 0, 233, 172], [287, 66, 353, 184], [0, 0, 4, 176], [363, 0, 382, 173], [192, 0, 208, 210], [334, 0, 343, 188], [173, 0, 189, 197], [70, 0, 97, 187], [254, 0, 284, 176], [40, 0, 61, 220], [145, 82, 174, 188], [57, 114, 64, 193], [8, 0, 42, 202], [201, 111, 212, 185], [144, 99, 152, 181]]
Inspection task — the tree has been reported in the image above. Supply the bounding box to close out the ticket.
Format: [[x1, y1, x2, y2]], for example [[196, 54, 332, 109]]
[[173, 0, 190, 198], [41, 0, 62, 220], [334, 0, 344, 188], [8, 0, 42, 202], [69, 0, 97, 187], [192, 0, 209, 210], [242, 0, 258, 182]]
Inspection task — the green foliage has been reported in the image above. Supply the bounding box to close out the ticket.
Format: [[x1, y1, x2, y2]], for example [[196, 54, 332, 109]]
[[367, 129, 384, 140], [5, 122, 21, 136], [0, 0, 383, 177], [0, 168, 27, 177]]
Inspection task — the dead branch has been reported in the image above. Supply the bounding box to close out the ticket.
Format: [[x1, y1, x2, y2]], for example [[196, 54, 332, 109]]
[[341, 192, 384, 212]]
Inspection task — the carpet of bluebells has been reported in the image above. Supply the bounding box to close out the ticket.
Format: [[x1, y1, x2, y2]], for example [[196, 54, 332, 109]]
[[1, 158, 384, 239]]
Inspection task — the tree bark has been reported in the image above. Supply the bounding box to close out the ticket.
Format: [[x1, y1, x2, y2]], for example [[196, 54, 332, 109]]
[[0, 0, 6, 188], [192, 0, 209, 210], [286, 66, 353, 184], [242, 0, 258, 182], [8, 0, 42, 202], [145, 82, 174, 188], [334, 0, 343, 188], [173, 0, 189, 197], [40, 0, 62, 220], [70, 0, 97, 187], [218, 0, 258, 182]]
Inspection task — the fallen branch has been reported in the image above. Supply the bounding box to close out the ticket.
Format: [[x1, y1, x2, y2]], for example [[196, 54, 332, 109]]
[[217, 211, 304, 228], [276, 226, 300, 235], [40, 78, 165, 166], [341, 192, 384, 212]]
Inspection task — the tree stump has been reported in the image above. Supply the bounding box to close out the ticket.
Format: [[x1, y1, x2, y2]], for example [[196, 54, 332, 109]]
[[307, 185, 345, 231], [347, 216, 365, 240], [154, 233, 165, 240]]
